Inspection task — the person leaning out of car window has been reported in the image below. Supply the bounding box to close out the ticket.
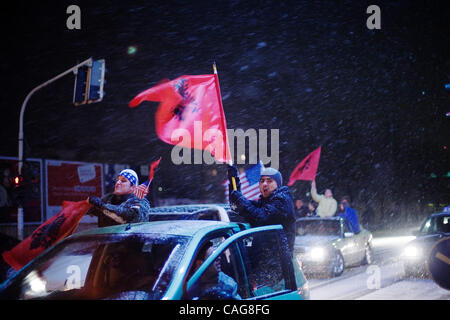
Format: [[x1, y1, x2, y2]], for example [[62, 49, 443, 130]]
[[86, 169, 151, 228], [334, 196, 361, 234], [227, 165, 296, 254]]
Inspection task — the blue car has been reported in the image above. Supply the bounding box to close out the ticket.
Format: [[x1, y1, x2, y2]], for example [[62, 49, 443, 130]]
[[0, 205, 309, 300]]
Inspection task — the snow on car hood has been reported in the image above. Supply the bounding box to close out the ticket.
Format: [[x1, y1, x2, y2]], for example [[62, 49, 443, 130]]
[[294, 235, 339, 248]]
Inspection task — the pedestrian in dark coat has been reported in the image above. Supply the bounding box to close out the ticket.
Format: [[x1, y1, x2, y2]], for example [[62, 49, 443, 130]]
[[228, 166, 296, 254], [87, 169, 151, 227]]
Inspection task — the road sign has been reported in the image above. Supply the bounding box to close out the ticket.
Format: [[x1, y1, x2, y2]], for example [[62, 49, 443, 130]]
[[428, 236, 450, 290]]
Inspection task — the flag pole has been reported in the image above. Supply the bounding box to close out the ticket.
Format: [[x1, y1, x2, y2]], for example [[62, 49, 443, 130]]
[[213, 62, 237, 191]]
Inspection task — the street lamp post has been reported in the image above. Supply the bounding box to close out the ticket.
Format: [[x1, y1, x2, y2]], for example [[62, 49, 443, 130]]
[[17, 58, 93, 240]]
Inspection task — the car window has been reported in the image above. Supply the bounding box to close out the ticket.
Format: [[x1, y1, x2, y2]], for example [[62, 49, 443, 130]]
[[437, 216, 450, 233], [420, 217, 448, 234], [238, 230, 293, 298], [185, 235, 228, 281], [186, 243, 245, 300], [297, 220, 340, 236], [186, 228, 295, 300], [421, 218, 434, 234], [16, 234, 189, 300]]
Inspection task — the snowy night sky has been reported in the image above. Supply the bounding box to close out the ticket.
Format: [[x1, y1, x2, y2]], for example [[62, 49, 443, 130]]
[[0, 0, 449, 228]]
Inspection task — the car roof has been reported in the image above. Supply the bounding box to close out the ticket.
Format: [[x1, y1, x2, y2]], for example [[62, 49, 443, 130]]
[[146, 203, 249, 224], [428, 211, 450, 218], [147, 204, 228, 220], [147, 203, 231, 213], [296, 216, 342, 222], [74, 220, 237, 238]]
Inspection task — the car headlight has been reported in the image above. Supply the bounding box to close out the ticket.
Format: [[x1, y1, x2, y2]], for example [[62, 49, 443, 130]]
[[402, 245, 421, 258], [310, 247, 326, 261]]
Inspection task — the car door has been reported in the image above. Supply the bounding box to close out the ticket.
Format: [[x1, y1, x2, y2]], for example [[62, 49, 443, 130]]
[[185, 225, 303, 300], [340, 219, 360, 265], [352, 229, 368, 263]]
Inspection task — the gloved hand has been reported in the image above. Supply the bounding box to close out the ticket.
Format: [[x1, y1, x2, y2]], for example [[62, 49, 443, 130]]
[[88, 196, 104, 208], [229, 189, 247, 213], [227, 165, 241, 192], [229, 190, 242, 204]]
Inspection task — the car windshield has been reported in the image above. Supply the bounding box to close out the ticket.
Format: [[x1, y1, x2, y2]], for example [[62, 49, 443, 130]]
[[296, 220, 340, 236], [420, 215, 450, 234], [17, 233, 190, 300]]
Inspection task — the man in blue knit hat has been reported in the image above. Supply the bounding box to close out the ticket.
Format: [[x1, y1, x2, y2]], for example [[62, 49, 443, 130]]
[[87, 169, 150, 227], [228, 165, 296, 254]]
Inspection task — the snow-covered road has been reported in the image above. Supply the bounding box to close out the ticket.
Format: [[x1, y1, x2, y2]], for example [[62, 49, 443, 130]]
[[307, 232, 450, 300], [309, 261, 450, 300], [357, 278, 450, 300]]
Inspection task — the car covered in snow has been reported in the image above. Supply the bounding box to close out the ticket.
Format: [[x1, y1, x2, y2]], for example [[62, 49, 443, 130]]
[[401, 211, 450, 277], [0, 204, 309, 300], [294, 217, 373, 277]]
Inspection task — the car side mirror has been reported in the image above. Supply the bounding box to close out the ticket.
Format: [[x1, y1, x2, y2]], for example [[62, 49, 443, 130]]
[[344, 232, 354, 238]]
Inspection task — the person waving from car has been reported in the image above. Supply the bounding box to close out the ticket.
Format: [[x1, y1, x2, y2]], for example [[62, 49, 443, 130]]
[[86, 169, 150, 227], [310, 180, 337, 217], [227, 165, 296, 254]]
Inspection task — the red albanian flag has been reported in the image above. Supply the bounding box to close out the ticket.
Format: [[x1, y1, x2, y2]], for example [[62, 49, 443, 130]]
[[288, 146, 322, 186], [2, 200, 92, 271], [149, 157, 162, 180], [129, 75, 232, 164]]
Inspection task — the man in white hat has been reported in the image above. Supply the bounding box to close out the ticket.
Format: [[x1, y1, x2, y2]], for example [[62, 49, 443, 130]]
[[87, 169, 150, 227]]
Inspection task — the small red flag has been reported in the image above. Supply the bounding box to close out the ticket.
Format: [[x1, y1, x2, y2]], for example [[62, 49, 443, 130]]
[[288, 146, 322, 186], [2, 200, 91, 271], [149, 157, 161, 180], [129, 74, 231, 164], [134, 157, 162, 200]]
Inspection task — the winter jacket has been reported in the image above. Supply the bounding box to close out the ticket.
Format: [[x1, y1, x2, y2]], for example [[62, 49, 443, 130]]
[[87, 193, 151, 228], [336, 206, 361, 233], [229, 186, 296, 254], [310, 186, 337, 217]]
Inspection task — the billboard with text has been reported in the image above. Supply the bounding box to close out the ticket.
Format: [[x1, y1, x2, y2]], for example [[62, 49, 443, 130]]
[[46, 160, 103, 219]]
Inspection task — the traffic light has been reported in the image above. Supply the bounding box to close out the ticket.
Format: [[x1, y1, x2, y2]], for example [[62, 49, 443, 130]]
[[87, 59, 105, 103], [12, 175, 27, 206], [13, 175, 23, 188], [73, 59, 105, 106], [73, 65, 90, 105]]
